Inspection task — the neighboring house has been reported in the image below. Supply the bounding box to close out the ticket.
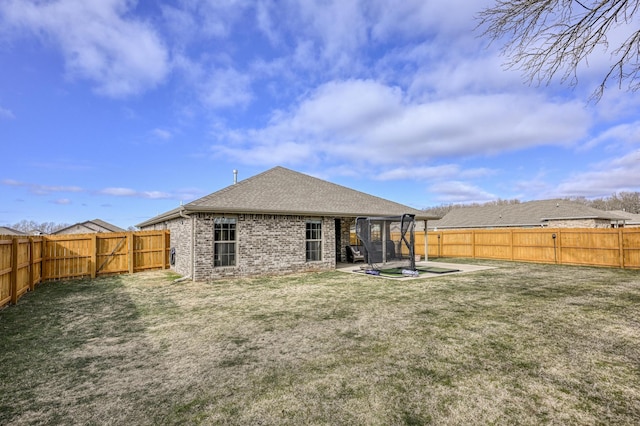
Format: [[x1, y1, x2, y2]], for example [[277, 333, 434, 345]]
[[137, 166, 437, 280], [53, 219, 126, 235], [0, 226, 26, 236], [429, 199, 627, 230], [609, 210, 640, 228]]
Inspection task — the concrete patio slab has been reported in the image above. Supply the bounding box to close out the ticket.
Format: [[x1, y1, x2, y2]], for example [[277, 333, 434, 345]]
[[336, 260, 496, 280]]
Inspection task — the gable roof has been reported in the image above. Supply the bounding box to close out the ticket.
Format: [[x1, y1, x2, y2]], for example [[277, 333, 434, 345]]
[[609, 210, 640, 225], [86, 219, 126, 232], [53, 219, 126, 234], [138, 166, 436, 227], [430, 199, 627, 229], [0, 226, 26, 236]]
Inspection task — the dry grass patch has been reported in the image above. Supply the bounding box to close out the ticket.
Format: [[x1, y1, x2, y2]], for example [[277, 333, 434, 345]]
[[1, 261, 640, 425]]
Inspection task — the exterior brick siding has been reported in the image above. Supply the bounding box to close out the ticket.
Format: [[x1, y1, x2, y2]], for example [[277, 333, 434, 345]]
[[141, 216, 193, 277], [545, 219, 612, 228], [146, 213, 337, 280]]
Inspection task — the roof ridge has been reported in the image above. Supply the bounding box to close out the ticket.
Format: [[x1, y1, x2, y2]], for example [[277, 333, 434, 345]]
[[185, 166, 284, 208], [137, 166, 436, 228]]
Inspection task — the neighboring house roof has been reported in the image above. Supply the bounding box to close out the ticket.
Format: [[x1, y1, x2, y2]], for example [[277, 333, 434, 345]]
[[138, 166, 437, 227], [53, 219, 126, 234], [609, 210, 640, 225], [0, 226, 26, 236], [429, 199, 627, 229]]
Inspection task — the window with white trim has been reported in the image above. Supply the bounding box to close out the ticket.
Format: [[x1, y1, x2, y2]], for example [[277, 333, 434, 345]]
[[214, 217, 236, 267], [306, 220, 322, 261]]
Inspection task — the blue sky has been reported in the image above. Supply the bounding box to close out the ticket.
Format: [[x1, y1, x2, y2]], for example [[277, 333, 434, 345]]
[[1, 0, 639, 229]]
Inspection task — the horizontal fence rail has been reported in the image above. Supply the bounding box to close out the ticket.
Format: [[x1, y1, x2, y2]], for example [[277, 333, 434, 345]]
[[0, 230, 169, 308], [426, 228, 640, 269]]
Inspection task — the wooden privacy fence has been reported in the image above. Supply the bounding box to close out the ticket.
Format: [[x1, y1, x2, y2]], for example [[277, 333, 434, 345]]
[[0, 230, 170, 308], [426, 228, 640, 269]]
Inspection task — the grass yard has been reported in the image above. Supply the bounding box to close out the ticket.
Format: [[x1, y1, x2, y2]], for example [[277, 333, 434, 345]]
[[1, 260, 639, 425]]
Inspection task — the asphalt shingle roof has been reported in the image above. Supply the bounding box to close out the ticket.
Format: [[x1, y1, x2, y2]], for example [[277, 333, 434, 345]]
[[0, 226, 26, 236], [138, 166, 436, 227], [609, 210, 640, 225], [53, 219, 125, 234], [430, 199, 627, 229]]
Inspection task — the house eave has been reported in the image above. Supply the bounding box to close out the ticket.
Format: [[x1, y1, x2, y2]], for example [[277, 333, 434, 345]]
[[541, 216, 621, 221], [137, 205, 437, 227], [432, 223, 542, 229]]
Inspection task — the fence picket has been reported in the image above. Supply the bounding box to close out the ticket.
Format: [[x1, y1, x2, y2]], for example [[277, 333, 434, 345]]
[[426, 228, 640, 269], [0, 230, 169, 308]]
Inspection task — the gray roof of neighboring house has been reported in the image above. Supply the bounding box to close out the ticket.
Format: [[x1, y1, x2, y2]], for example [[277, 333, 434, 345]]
[[609, 210, 640, 225], [86, 219, 126, 232], [429, 199, 628, 229], [54, 219, 126, 234], [138, 166, 436, 227], [0, 226, 26, 236]]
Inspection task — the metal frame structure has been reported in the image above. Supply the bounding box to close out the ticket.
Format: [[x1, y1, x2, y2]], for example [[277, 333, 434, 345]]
[[355, 214, 416, 270]]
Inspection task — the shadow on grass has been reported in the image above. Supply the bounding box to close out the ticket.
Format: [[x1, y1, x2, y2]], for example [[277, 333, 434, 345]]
[[0, 274, 169, 425], [1, 265, 640, 425]]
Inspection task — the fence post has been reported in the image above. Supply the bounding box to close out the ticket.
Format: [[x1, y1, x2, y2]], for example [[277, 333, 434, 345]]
[[619, 228, 625, 269], [557, 229, 563, 265], [510, 229, 514, 261], [471, 230, 476, 258], [128, 233, 134, 274], [29, 237, 35, 291], [162, 230, 168, 269], [42, 238, 49, 281], [90, 234, 97, 279], [10, 238, 18, 305]]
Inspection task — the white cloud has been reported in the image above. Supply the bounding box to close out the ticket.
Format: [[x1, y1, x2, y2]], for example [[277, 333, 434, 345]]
[[152, 128, 173, 140], [293, 0, 368, 66], [376, 165, 496, 181], [2, 179, 83, 195], [100, 187, 173, 199], [553, 150, 640, 197], [213, 141, 314, 167], [428, 181, 497, 204], [0, 106, 15, 120], [1, 0, 169, 97], [201, 67, 253, 109], [100, 187, 137, 197], [3, 179, 186, 201], [212, 79, 591, 170], [255, 0, 280, 46], [370, 0, 492, 41], [52, 198, 72, 205], [582, 121, 640, 151], [174, 55, 253, 110]]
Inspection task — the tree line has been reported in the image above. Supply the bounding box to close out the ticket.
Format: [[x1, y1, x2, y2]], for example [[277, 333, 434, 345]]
[[5, 220, 70, 234], [424, 192, 640, 218]]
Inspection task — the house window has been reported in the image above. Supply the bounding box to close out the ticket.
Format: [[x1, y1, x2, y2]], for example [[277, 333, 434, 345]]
[[306, 220, 322, 261], [214, 217, 236, 267]]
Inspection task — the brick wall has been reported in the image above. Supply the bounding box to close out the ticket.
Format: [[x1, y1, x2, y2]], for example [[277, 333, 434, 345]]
[[142, 212, 339, 280], [545, 218, 612, 228], [141, 215, 193, 277], [165, 216, 193, 278], [339, 218, 355, 262], [174, 213, 337, 280]]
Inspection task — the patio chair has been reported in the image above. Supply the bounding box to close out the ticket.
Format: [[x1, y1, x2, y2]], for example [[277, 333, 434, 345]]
[[346, 245, 365, 263]]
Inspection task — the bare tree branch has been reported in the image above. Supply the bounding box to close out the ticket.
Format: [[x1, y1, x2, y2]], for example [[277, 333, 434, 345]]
[[478, 0, 640, 100]]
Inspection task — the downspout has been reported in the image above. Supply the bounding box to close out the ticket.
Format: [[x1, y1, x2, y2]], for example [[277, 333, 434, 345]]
[[423, 220, 428, 262], [176, 206, 194, 282]]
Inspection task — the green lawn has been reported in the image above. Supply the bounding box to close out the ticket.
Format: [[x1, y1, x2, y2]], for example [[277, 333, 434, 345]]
[[1, 260, 639, 425]]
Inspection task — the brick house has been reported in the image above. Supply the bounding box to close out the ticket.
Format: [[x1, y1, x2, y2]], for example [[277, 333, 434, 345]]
[[137, 167, 437, 280], [0, 226, 26, 236], [428, 199, 628, 230], [52, 219, 126, 235], [609, 210, 640, 228]]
